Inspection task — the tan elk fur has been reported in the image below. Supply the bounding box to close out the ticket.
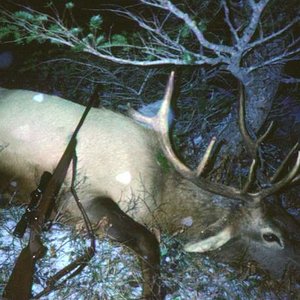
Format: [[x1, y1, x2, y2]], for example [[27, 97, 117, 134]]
[[0, 88, 163, 221]]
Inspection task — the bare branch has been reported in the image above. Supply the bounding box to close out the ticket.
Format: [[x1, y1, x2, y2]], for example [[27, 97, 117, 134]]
[[280, 76, 300, 84], [248, 16, 300, 50], [246, 47, 300, 73], [239, 0, 270, 47], [141, 0, 233, 56], [222, 0, 239, 44], [2, 0, 297, 75]]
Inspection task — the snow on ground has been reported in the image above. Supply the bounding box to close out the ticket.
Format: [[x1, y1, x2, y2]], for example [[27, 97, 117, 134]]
[[0, 206, 297, 299]]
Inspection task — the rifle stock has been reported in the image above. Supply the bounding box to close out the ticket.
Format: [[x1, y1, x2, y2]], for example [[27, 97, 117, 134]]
[[3, 233, 47, 300], [3, 245, 35, 300]]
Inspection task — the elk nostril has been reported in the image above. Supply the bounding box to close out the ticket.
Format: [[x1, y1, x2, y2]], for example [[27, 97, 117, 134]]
[[263, 233, 282, 246]]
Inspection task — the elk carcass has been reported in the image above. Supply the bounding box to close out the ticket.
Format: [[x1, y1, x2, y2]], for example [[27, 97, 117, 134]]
[[0, 72, 299, 299]]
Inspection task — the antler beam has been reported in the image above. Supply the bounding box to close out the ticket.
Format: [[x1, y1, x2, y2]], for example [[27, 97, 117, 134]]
[[129, 72, 300, 206]]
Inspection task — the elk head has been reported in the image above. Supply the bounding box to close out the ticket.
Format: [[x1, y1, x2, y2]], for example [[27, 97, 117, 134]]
[[130, 71, 300, 279]]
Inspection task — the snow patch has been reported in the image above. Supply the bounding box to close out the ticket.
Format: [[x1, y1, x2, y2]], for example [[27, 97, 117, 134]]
[[115, 171, 132, 185], [33, 93, 44, 103], [138, 100, 174, 128], [181, 216, 193, 227]]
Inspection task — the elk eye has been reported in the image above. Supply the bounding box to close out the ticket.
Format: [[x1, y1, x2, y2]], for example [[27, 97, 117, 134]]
[[263, 233, 282, 246]]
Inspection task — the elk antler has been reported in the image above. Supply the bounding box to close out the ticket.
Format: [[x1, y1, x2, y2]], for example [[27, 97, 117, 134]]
[[238, 84, 274, 160], [129, 72, 216, 179], [238, 83, 300, 197], [238, 83, 274, 192], [129, 72, 300, 205]]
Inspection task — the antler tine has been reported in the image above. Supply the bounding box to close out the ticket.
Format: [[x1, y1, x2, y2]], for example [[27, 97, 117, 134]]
[[130, 72, 218, 180], [137, 72, 216, 179], [239, 84, 259, 193], [157, 71, 175, 134], [238, 84, 274, 156], [271, 142, 300, 183], [196, 137, 216, 177], [238, 83, 257, 159], [152, 71, 196, 179], [292, 174, 300, 184], [129, 108, 154, 126], [257, 121, 274, 145], [154, 72, 217, 179], [129, 72, 196, 179], [238, 84, 274, 193], [242, 159, 257, 193], [128, 71, 176, 131], [254, 151, 300, 201]]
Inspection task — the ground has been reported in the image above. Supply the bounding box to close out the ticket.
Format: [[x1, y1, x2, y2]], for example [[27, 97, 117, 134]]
[[1, 205, 299, 299]]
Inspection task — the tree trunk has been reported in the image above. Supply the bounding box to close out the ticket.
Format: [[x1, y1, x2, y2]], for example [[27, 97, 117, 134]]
[[217, 42, 284, 157]]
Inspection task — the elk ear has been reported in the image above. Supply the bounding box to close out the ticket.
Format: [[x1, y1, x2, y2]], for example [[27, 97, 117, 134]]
[[184, 223, 234, 253]]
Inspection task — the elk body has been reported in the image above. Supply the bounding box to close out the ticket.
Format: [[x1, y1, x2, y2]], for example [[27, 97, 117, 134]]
[[0, 74, 300, 299]]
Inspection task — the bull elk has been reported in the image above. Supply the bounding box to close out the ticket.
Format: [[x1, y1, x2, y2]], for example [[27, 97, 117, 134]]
[[0, 72, 299, 299]]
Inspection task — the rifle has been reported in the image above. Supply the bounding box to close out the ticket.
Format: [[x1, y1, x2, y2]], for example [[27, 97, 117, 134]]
[[3, 90, 98, 300]]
